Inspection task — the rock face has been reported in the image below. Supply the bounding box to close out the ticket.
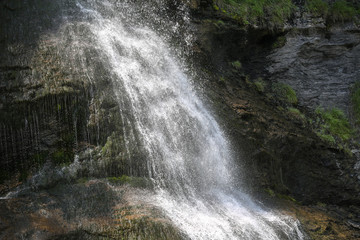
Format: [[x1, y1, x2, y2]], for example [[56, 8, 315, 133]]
[[0, 0, 148, 190], [1, 0, 360, 239], [0, 179, 183, 240], [268, 23, 360, 114], [188, 1, 360, 235]]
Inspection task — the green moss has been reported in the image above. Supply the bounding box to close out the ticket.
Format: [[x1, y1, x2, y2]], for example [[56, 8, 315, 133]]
[[265, 188, 275, 197], [219, 76, 227, 85], [254, 79, 266, 92], [288, 107, 305, 121], [315, 107, 353, 141], [305, 0, 359, 22], [264, 188, 297, 202], [316, 132, 336, 144], [215, 20, 225, 27], [52, 149, 73, 166], [216, 0, 295, 26], [273, 83, 298, 105], [329, 0, 357, 22], [254, 82, 264, 92], [272, 36, 287, 49], [277, 193, 297, 202], [76, 177, 89, 184], [231, 60, 242, 70], [31, 151, 48, 169], [306, 0, 329, 17], [107, 175, 149, 188]]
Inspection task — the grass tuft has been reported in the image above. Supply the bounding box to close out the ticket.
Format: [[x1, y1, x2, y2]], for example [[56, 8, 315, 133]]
[[274, 83, 298, 105], [215, 0, 295, 26], [306, 0, 329, 17], [315, 107, 353, 141]]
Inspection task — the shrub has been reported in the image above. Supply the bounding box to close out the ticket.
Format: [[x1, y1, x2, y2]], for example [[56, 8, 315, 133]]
[[329, 0, 357, 22], [316, 107, 353, 141], [316, 132, 336, 144], [288, 107, 305, 120], [216, 0, 295, 26], [254, 80, 265, 92], [306, 0, 329, 16], [231, 60, 242, 70], [274, 83, 298, 105], [272, 36, 287, 49]]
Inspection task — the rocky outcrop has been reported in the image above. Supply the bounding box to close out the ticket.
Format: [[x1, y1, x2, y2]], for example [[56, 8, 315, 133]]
[[188, 2, 360, 237], [0, 0, 149, 191], [0, 179, 183, 240], [268, 21, 360, 114]]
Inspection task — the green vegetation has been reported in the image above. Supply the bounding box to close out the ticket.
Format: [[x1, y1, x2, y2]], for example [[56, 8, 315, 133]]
[[288, 107, 305, 121], [352, 81, 360, 124], [305, 0, 359, 22], [316, 131, 336, 144], [315, 107, 353, 141], [273, 83, 298, 105], [213, 0, 295, 26], [31, 151, 48, 169], [52, 149, 73, 166], [306, 0, 329, 16], [264, 188, 297, 203], [231, 60, 242, 70], [272, 36, 287, 49], [329, 0, 358, 22], [254, 78, 266, 92], [265, 188, 275, 197], [107, 175, 149, 188], [219, 76, 227, 85]]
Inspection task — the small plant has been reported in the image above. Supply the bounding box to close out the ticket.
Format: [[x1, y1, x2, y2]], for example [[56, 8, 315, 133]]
[[288, 107, 305, 121], [108, 175, 131, 184], [254, 78, 266, 92], [265, 188, 275, 197], [316, 131, 336, 144], [216, 0, 295, 27], [52, 149, 73, 166], [274, 83, 298, 105], [231, 60, 242, 70], [107, 175, 149, 188], [306, 0, 329, 17], [272, 36, 287, 49], [219, 76, 226, 85], [315, 107, 353, 141], [254, 81, 265, 92], [329, 0, 357, 22]]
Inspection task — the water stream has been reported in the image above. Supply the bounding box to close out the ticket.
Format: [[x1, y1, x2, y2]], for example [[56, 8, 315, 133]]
[[60, 0, 305, 239]]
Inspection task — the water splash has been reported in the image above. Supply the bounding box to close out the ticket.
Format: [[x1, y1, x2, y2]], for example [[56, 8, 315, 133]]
[[60, 0, 306, 239]]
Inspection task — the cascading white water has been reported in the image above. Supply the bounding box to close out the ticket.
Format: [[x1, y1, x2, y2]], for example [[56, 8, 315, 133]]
[[66, 0, 306, 239]]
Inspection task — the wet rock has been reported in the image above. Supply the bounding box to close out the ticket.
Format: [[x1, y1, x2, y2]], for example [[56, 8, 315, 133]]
[[268, 25, 360, 113], [0, 180, 183, 240]]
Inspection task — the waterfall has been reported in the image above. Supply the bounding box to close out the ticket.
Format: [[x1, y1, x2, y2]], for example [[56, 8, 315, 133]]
[[61, 0, 306, 239]]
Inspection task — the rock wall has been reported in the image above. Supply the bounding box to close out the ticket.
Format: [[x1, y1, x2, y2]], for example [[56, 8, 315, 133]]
[[189, 0, 360, 206], [268, 21, 360, 114], [0, 0, 148, 190]]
